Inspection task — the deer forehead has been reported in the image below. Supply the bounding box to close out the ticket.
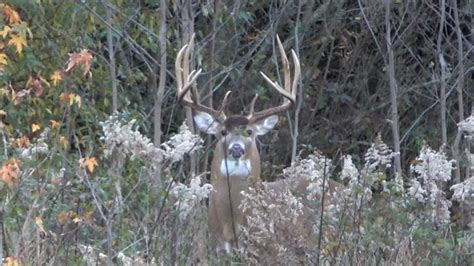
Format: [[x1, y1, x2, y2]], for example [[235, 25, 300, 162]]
[[222, 116, 255, 133]]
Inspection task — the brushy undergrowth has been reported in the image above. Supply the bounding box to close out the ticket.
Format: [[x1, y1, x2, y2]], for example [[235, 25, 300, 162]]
[[1, 114, 472, 265]]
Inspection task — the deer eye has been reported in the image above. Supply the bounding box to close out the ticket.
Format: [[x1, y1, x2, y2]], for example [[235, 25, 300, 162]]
[[220, 129, 228, 136], [246, 129, 253, 136]]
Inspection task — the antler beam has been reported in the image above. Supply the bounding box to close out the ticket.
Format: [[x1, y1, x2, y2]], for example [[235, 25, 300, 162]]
[[175, 35, 227, 123], [248, 35, 301, 123]]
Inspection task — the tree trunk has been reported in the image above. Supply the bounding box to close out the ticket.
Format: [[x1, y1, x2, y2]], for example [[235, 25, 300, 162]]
[[181, 0, 197, 176], [437, 0, 447, 145], [106, 4, 118, 113], [291, 0, 303, 163], [154, 0, 167, 146], [384, 0, 403, 178]]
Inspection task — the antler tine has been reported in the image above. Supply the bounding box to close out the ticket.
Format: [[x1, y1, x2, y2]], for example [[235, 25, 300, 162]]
[[175, 44, 187, 97], [175, 34, 226, 122], [176, 41, 199, 102], [248, 94, 259, 116], [250, 35, 300, 123], [291, 49, 301, 100], [276, 35, 291, 103], [219, 91, 232, 112]]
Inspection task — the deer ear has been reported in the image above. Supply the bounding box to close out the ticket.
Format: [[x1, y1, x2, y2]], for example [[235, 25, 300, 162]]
[[255, 115, 279, 136], [194, 112, 218, 134]]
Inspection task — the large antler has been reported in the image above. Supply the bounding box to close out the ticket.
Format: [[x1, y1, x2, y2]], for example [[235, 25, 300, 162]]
[[248, 35, 301, 123], [175, 35, 228, 123]]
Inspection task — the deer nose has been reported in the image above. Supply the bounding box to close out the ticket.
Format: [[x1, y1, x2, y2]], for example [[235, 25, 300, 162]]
[[229, 144, 244, 159]]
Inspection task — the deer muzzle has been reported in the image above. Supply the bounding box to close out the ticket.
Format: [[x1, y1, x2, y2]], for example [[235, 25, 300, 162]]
[[229, 143, 245, 159]]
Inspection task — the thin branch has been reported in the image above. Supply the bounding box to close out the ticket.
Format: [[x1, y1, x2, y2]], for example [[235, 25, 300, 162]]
[[358, 0, 386, 64]]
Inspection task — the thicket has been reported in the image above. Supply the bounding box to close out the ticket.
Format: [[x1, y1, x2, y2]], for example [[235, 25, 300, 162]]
[[0, 0, 472, 265]]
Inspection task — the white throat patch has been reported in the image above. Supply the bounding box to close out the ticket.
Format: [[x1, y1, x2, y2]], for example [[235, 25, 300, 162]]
[[220, 159, 251, 177]]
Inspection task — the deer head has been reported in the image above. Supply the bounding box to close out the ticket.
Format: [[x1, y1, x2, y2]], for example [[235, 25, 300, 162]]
[[175, 34, 300, 254]]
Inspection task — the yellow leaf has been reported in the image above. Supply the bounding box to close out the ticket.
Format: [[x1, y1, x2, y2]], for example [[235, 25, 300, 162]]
[[51, 70, 62, 86], [26, 76, 43, 97], [75, 95, 82, 108], [84, 211, 93, 223], [59, 92, 69, 105], [72, 217, 82, 224], [8, 34, 26, 54], [68, 93, 81, 108], [79, 157, 98, 173], [39, 76, 50, 88], [31, 123, 40, 133], [57, 211, 68, 225], [35, 216, 46, 235], [2, 4, 22, 25], [11, 135, 30, 148], [3, 257, 20, 266], [64, 49, 93, 76], [59, 136, 69, 150], [0, 52, 8, 65], [0, 87, 9, 96], [0, 158, 20, 190], [0, 25, 11, 38], [35, 216, 43, 227], [68, 93, 75, 106], [69, 211, 80, 222], [50, 119, 60, 129]]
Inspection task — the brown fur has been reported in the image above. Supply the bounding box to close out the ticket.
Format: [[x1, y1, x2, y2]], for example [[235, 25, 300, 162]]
[[208, 122, 261, 252]]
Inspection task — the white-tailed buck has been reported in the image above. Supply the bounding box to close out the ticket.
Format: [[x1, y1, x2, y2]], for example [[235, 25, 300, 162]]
[[175, 35, 301, 254]]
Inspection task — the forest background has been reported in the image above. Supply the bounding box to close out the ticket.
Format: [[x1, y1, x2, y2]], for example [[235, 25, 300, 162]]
[[0, 0, 473, 264]]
